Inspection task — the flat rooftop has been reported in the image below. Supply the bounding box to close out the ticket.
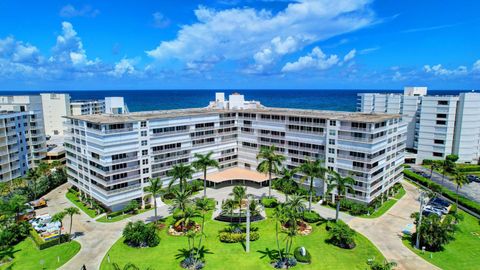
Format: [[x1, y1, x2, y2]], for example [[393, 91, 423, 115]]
[[65, 106, 400, 124]]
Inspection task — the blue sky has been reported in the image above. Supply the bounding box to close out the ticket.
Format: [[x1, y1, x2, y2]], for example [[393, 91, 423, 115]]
[[0, 0, 478, 90]]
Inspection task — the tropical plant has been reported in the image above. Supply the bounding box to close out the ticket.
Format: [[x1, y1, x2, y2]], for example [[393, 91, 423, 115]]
[[411, 212, 456, 251], [327, 220, 356, 249], [167, 164, 195, 192], [51, 211, 67, 245], [174, 206, 200, 232], [430, 162, 441, 179], [221, 199, 236, 223], [6, 194, 28, 222], [453, 171, 469, 206], [124, 200, 140, 214], [64, 207, 80, 240], [299, 159, 327, 211], [112, 262, 150, 270], [122, 221, 159, 247], [232, 185, 246, 222], [327, 171, 355, 222], [192, 151, 219, 197], [172, 189, 192, 213], [276, 168, 298, 201], [273, 204, 286, 264], [368, 260, 398, 270], [256, 145, 285, 197], [248, 199, 261, 217], [145, 178, 164, 223]]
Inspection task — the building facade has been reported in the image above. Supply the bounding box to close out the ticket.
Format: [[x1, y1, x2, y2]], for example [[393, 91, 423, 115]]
[[70, 100, 105, 116], [0, 111, 46, 182], [358, 87, 480, 164], [41, 93, 71, 136], [0, 95, 47, 170], [65, 93, 405, 210]]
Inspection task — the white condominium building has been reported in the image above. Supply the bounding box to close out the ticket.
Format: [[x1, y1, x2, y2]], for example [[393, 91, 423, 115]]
[[71, 99, 105, 116], [65, 93, 406, 211], [358, 87, 480, 163], [0, 95, 47, 171], [41, 93, 71, 136]]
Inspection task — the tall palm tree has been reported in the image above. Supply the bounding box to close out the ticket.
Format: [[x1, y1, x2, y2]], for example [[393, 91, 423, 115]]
[[277, 168, 297, 201], [172, 189, 192, 213], [195, 197, 212, 262], [174, 206, 200, 232], [283, 225, 297, 269], [453, 171, 468, 206], [145, 178, 164, 223], [441, 159, 450, 184], [430, 162, 441, 179], [299, 159, 327, 211], [52, 211, 66, 244], [328, 171, 355, 222], [285, 194, 306, 215], [232, 185, 246, 222], [256, 145, 285, 197], [64, 207, 80, 240], [273, 204, 286, 262], [167, 164, 195, 192], [192, 152, 219, 198], [222, 199, 236, 223]]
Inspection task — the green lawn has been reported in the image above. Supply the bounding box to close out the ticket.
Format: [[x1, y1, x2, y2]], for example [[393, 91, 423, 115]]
[[97, 209, 151, 223], [361, 188, 406, 219], [100, 209, 384, 270], [403, 211, 480, 270], [0, 238, 81, 270], [65, 189, 98, 218]]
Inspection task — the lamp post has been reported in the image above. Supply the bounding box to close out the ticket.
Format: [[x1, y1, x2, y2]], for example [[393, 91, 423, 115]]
[[246, 196, 250, 253], [416, 191, 426, 250]]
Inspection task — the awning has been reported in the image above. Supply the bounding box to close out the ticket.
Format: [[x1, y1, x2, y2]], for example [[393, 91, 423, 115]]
[[206, 167, 276, 183]]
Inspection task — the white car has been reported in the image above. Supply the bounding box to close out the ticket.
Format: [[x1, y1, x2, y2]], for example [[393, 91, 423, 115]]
[[35, 221, 61, 232], [29, 214, 51, 227]]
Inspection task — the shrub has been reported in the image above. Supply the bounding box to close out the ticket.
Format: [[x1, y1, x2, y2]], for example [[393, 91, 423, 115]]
[[337, 199, 369, 216], [403, 164, 411, 168], [456, 165, 480, 172], [404, 170, 480, 215], [29, 229, 69, 250], [302, 211, 321, 223], [422, 159, 434, 165], [187, 180, 204, 192], [0, 222, 30, 250], [218, 231, 260, 243], [294, 247, 311, 263], [122, 221, 160, 247], [327, 220, 356, 249], [261, 197, 278, 208], [124, 200, 140, 214]]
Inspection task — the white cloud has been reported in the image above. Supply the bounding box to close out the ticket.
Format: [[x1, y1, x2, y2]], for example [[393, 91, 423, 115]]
[[473, 60, 480, 72], [146, 0, 374, 70], [343, 49, 356, 62], [108, 58, 139, 77], [60, 4, 99, 18], [281, 47, 339, 72], [0, 36, 42, 64], [423, 64, 468, 76], [152, 12, 171, 28]]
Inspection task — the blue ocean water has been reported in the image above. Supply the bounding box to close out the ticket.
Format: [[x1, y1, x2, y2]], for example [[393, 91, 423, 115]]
[[0, 90, 468, 112]]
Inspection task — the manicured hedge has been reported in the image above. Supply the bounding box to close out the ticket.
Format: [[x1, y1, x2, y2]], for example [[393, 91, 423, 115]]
[[457, 165, 480, 173], [404, 170, 480, 215], [260, 197, 278, 208], [294, 247, 311, 264], [218, 231, 260, 243], [302, 211, 321, 223], [30, 229, 69, 250]]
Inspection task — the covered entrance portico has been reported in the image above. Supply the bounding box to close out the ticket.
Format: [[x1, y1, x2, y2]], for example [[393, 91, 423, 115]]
[[205, 167, 276, 189]]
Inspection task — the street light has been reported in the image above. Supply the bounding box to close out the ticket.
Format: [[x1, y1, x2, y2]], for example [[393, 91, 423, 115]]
[[415, 191, 427, 250], [246, 196, 250, 253]]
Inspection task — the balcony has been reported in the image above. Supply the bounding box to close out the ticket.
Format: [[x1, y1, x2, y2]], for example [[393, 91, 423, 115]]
[[105, 183, 141, 195]]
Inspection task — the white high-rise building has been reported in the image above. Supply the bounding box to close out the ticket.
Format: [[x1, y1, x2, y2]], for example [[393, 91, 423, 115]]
[[0, 95, 47, 172], [65, 93, 406, 210], [358, 87, 480, 163], [105, 97, 128, 114], [41, 93, 71, 136], [70, 99, 105, 116]]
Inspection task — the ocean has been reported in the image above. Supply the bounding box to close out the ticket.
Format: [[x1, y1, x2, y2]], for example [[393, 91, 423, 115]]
[[0, 90, 469, 112]]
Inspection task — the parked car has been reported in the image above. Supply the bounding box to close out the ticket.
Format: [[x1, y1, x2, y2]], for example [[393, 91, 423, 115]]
[[467, 175, 480, 183], [29, 214, 51, 227], [425, 204, 448, 215], [429, 197, 450, 208], [35, 221, 61, 232], [422, 209, 442, 217], [18, 204, 35, 221]]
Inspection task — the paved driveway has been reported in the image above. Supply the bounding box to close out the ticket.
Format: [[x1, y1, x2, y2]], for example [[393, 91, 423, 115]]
[[40, 182, 437, 270]]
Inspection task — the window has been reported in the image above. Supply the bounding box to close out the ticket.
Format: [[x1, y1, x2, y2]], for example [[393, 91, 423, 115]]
[[434, 139, 445, 145], [328, 148, 335, 154], [328, 139, 335, 145], [437, 100, 448, 105], [142, 159, 149, 165], [436, 120, 446, 125], [329, 130, 336, 136], [329, 120, 336, 126], [141, 140, 148, 146], [143, 168, 149, 174], [142, 150, 148, 156], [436, 113, 447, 119], [140, 121, 147, 128], [141, 131, 147, 137], [433, 152, 443, 157], [328, 157, 335, 163]]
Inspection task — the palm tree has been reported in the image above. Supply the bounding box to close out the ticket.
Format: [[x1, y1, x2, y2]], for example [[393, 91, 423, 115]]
[[256, 145, 285, 197], [430, 162, 440, 179], [195, 197, 212, 262], [167, 164, 195, 192], [52, 211, 67, 244], [112, 262, 144, 270], [175, 206, 200, 232], [221, 199, 236, 223], [453, 171, 468, 206], [328, 171, 355, 222], [232, 185, 246, 222], [285, 194, 306, 216], [273, 204, 286, 262], [172, 189, 192, 213], [8, 194, 28, 222], [64, 207, 80, 240], [145, 178, 164, 223], [192, 151, 219, 197], [283, 225, 297, 268], [299, 159, 327, 211], [277, 168, 297, 201], [441, 159, 450, 184]]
